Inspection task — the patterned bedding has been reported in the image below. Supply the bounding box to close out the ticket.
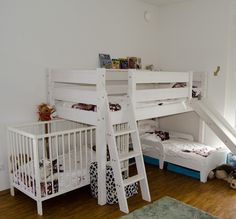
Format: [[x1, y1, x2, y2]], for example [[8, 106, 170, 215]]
[[140, 132, 222, 158], [13, 149, 95, 197]]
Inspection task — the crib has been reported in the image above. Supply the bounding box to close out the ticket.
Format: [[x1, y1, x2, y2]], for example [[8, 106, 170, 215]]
[[8, 119, 96, 215]]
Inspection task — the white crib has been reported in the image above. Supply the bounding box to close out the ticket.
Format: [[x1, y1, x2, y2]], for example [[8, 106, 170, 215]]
[[8, 119, 96, 215]]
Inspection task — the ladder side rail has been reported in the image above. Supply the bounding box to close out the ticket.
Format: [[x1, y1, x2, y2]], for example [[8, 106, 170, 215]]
[[128, 99, 151, 202], [105, 97, 129, 213]]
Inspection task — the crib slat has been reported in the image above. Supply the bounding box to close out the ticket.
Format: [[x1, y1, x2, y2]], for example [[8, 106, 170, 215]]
[[68, 133, 72, 187], [12, 133, 17, 184], [85, 130, 88, 174], [62, 134, 66, 187], [73, 132, 77, 182], [22, 136, 27, 190], [79, 131, 82, 177], [55, 135, 59, 192], [49, 136, 54, 195], [42, 138, 48, 197]]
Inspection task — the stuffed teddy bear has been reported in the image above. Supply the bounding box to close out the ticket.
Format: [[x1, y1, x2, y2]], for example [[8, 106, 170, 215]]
[[38, 103, 55, 121], [208, 164, 236, 189]]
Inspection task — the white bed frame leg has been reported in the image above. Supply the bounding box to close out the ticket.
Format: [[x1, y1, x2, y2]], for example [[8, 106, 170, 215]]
[[10, 186, 15, 196], [159, 159, 164, 170], [200, 171, 208, 183], [37, 201, 43, 216]]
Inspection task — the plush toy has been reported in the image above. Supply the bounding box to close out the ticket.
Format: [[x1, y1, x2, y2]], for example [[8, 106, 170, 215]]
[[208, 164, 236, 189], [38, 103, 55, 121]]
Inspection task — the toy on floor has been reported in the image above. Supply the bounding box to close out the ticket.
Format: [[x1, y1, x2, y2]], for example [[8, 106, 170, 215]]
[[37, 103, 55, 121], [208, 164, 236, 189]]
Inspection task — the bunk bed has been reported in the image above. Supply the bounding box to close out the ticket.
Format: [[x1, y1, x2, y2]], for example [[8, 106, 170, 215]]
[[9, 68, 228, 215]]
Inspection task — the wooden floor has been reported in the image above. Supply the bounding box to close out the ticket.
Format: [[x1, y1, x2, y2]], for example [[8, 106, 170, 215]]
[[1, 164, 236, 219]]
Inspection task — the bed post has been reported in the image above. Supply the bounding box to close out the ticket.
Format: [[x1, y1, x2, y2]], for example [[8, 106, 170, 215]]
[[47, 68, 54, 106], [96, 68, 107, 205], [128, 69, 136, 111], [7, 130, 15, 196]]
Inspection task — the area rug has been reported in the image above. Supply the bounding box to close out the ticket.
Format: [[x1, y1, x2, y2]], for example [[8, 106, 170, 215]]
[[120, 196, 219, 219]]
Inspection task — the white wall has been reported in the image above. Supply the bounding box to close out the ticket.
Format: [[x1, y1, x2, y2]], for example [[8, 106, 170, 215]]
[[225, 3, 236, 127], [157, 0, 231, 145], [0, 0, 159, 190]]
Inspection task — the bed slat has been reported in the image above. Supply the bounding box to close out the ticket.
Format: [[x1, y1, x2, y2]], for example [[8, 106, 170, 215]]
[[134, 71, 190, 84], [136, 87, 189, 102], [53, 87, 98, 105], [51, 70, 99, 85]]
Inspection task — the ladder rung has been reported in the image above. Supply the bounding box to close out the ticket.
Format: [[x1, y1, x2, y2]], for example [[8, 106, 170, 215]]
[[123, 174, 144, 187], [114, 129, 136, 137], [119, 151, 141, 162]]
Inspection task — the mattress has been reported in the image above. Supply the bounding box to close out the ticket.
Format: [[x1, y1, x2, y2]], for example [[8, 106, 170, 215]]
[[140, 133, 222, 161], [14, 148, 95, 196]]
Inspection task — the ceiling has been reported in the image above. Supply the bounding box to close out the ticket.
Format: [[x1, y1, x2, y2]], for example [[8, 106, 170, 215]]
[[141, 0, 189, 6]]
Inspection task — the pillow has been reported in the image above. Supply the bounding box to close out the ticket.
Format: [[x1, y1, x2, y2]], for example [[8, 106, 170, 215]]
[[137, 119, 158, 135]]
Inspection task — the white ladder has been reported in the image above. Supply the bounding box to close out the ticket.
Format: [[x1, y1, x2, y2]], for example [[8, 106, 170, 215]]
[[105, 97, 151, 213]]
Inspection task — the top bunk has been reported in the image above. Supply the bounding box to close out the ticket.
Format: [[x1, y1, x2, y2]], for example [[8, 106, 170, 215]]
[[48, 68, 206, 125]]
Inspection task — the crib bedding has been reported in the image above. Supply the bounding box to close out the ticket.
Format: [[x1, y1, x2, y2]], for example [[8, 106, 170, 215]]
[[14, 148, 95, 197]]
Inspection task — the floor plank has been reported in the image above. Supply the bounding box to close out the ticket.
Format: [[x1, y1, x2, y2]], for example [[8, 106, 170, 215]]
[[1, 164, 236, 219]]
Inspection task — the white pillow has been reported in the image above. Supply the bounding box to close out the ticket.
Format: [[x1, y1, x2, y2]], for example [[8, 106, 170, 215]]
[[137, 119, 158, 135]]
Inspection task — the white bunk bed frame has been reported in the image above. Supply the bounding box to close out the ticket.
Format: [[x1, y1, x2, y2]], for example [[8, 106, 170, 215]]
[[47, 68, 194, 208]]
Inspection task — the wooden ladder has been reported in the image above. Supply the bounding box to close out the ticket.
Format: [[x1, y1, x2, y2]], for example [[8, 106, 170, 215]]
[[105, 96, 151, 213]]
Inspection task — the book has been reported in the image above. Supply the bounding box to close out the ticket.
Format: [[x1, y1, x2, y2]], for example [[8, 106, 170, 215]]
[[128, 57, 137, 69], [112, 59, 120, 69], [99, 54, 112, 69], [128, 57, 142, 69], [119, 58, 129, 69]]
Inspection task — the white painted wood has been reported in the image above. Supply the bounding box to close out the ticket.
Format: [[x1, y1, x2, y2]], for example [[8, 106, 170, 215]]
[[127, 98, 151, 203], [53, 87, 98, 105], [135, 71, 190, 84], [191, 99, 236, 154], [136, 101, 192, 121], [105, 97, 129, 213], [7, 120, 96, 215], [96, 68, 107, 206], [50, 69, 99, 85], [56, 105, 98, 126], [110, 110, 130, 125], [188, 71, 193, 100], [123, 175, 144, 187], [106, 94, 151, 213], [136, 87, 189, 102], [106, 84, 128, 95], [105, 70, 128, 81]]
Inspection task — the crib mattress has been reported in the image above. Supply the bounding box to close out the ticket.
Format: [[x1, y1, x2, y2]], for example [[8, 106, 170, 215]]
[[14, 148, 95, 197]]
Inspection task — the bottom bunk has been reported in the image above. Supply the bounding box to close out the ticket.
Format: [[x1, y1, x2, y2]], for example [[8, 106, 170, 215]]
[[138, 120, 228, 182]]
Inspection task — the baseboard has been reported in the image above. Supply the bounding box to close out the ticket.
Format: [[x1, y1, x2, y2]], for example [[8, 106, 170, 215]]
[[0, 189, 9, 196]]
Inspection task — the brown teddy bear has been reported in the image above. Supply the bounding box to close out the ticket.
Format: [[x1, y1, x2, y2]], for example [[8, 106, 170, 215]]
[[38, 103, 55, 121], [208, 164, 236, 189]]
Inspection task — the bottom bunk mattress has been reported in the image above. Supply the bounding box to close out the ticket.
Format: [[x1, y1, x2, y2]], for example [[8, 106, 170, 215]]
[[141, 133, 223, 160]]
